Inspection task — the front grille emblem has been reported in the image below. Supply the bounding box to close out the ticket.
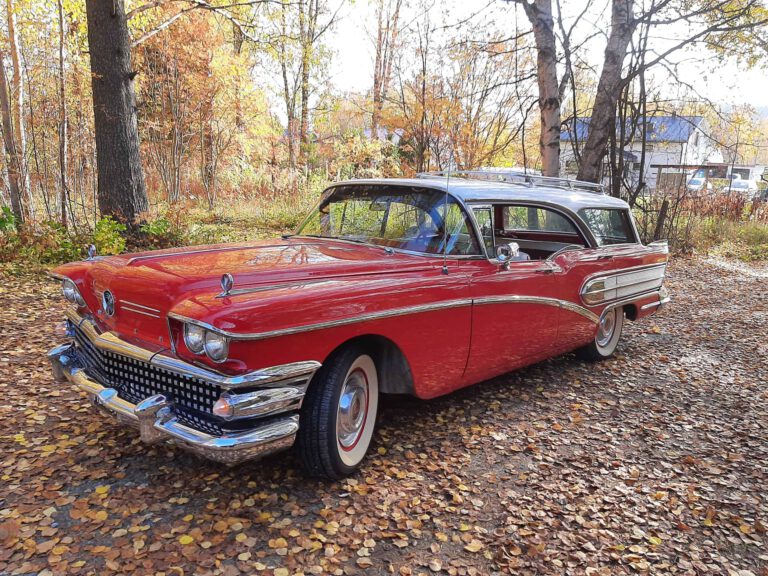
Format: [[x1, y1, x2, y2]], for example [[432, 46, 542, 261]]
[[102, 290, 115, 317]]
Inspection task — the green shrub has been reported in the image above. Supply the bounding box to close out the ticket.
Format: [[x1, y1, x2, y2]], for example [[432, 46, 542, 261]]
[[94, 216, 127, 255], [0, 206, 16, 233]]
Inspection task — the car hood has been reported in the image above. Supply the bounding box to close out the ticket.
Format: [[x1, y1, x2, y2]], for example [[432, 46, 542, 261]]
[[54, 238, 434, 347]]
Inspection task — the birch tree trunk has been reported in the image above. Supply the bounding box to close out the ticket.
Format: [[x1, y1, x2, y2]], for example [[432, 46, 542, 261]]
[[519, 0, 560, 177], [371, 0, 402, 138], [57, 0, 68, 228], [577, 0, 636, 184], [298, 0, 317, 167], [0, 52, 23, 224], [85, 0, 149, 224], [5, 0, 28, 200]]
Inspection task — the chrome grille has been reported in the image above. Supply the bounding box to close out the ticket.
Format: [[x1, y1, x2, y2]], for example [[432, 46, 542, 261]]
[[72, 323, 223, 435]]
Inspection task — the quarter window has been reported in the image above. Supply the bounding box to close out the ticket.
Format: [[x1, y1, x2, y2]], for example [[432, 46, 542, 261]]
[[503, 206, 579, 234], [578, 208, 636, 245]]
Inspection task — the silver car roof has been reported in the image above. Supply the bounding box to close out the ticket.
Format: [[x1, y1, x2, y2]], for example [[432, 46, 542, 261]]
[[328, 177, 630, 213]]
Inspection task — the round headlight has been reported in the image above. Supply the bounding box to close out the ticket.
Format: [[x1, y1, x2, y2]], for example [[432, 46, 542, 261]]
[[62, 279, 77, 304], [184, 323, 205, 354], [204, 331, 229, 362]]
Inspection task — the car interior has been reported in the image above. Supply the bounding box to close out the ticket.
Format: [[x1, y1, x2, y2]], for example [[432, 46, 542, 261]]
[[491, 204, 587, 261]]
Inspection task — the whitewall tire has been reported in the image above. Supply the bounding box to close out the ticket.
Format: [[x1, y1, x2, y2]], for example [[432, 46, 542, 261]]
[[297, 345, 379, 479], [577, 307, 624, 361]]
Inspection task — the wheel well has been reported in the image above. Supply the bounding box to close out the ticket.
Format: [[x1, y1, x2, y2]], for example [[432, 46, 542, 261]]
[[323, 335, 415, 395], [623, 303, 638, 321]]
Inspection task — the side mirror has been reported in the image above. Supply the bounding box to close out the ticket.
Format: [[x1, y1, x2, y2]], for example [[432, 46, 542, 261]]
[[496, 244, 511, 262], [496, 242, 520, 269]]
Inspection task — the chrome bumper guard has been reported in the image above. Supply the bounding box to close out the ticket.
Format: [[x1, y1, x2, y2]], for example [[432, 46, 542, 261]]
[[48, 338, 320, 465], [640, 286, 671, 312]]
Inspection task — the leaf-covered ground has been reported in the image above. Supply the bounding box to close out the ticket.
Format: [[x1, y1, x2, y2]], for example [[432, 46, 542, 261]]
[[1, 257, 766, 576]]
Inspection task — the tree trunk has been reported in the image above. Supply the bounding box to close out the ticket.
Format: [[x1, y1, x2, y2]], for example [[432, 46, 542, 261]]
[[57, 0, 68, 228], [85, 0, 149, 224], [0, 52, 23, 224], [577, 0, 636, 183], [5, 0, 28, 201], [371, 0, 402, 139], [298, 0, 317, 167], [520, 0, 560, 177], [279, 0, 297, 170]]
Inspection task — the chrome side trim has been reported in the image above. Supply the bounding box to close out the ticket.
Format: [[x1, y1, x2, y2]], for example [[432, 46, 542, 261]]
[[474, 295, 600, 324], [171, 293, 604, 340], [169, 299, 475, 341], [121, 306, 162, 319], [48, 345, 299, 465], [120, 300, 161, 313]]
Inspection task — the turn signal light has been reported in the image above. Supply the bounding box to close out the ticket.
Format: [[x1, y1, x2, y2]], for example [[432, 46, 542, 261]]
[[213, 396, 234, 418]]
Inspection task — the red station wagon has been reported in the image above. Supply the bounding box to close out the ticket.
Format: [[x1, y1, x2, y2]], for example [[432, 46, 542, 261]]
[[49, 171, 669, 479]]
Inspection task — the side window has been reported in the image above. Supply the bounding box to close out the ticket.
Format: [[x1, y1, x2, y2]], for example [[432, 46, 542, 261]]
[[471, 206, 494, 256], [503, 206, 579, 234], [578, 208, 636, 245]]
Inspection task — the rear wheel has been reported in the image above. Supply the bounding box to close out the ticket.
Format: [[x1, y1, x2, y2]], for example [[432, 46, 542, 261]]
[[576, 307, 624, 361], [297, 345, 379, 479]]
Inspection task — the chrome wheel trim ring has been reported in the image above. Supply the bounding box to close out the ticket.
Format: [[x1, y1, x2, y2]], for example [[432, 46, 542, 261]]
[[596, 308, 617, 348], [335, 354, 379, 467], [337, 369, 368, 450]]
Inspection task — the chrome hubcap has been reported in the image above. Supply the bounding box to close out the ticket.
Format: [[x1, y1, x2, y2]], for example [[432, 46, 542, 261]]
[[337, 370, 368, 449], [597, 309, 616, 347]]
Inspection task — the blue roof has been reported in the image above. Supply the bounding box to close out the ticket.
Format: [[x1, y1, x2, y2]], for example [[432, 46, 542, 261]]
[[561, 115, 704, 143]]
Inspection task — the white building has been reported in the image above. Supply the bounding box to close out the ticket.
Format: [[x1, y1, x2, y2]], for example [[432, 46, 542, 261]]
[[560, 115, 723, 190]]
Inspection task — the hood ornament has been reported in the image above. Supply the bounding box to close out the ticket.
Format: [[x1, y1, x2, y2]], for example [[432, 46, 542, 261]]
[[219, 273, 234, 297], [86, 244, 97, 260]]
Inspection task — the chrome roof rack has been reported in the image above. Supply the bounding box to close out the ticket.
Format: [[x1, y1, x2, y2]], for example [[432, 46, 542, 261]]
[[416, 170, 606, 195]]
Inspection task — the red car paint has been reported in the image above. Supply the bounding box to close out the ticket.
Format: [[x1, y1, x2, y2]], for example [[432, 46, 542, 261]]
[[53, 233, 668, 400]]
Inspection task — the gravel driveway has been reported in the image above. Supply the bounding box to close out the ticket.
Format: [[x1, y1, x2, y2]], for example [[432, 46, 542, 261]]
[[0, 257, 766, 575]]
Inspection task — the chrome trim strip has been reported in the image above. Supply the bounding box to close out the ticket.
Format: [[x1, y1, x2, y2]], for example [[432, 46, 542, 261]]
[[48, 345, 299, 465], [171, 293, 604, 340], [169, 300, 475, 341], [474, 295, 600, 324], [64, 311, 321, 390], [119, 300, 161, 313], [581, 263, 667, 306], [121, 306, 162, 319]]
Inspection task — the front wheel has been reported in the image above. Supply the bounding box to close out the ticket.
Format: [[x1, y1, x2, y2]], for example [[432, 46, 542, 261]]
[[296, 345, 379, 479], [576, 307, 624, 361]]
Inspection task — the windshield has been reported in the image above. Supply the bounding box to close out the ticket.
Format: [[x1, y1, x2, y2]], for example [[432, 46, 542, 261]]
[[688, 179, 702, 185], [297, 184, 481, 256]]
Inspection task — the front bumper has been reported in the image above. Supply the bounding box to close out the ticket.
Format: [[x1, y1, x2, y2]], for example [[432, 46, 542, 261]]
[[49, 327, 319, 465]]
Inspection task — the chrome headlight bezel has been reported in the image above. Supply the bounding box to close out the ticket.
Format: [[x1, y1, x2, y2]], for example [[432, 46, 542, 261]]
[[62, 278, 86, 307], [203, 330, 230, 363], [183, 323, 206, 355], [183, 322, 230, 362]]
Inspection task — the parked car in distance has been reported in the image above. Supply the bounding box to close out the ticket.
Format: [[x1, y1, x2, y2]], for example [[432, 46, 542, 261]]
[[725, 179, 759, 197], [686, 177, 712, 193], [49, 171, 670, 479]]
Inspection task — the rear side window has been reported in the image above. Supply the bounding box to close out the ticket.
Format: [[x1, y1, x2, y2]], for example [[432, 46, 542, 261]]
[[503, 206, 579, 233], [578, 208, 636, 245]]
